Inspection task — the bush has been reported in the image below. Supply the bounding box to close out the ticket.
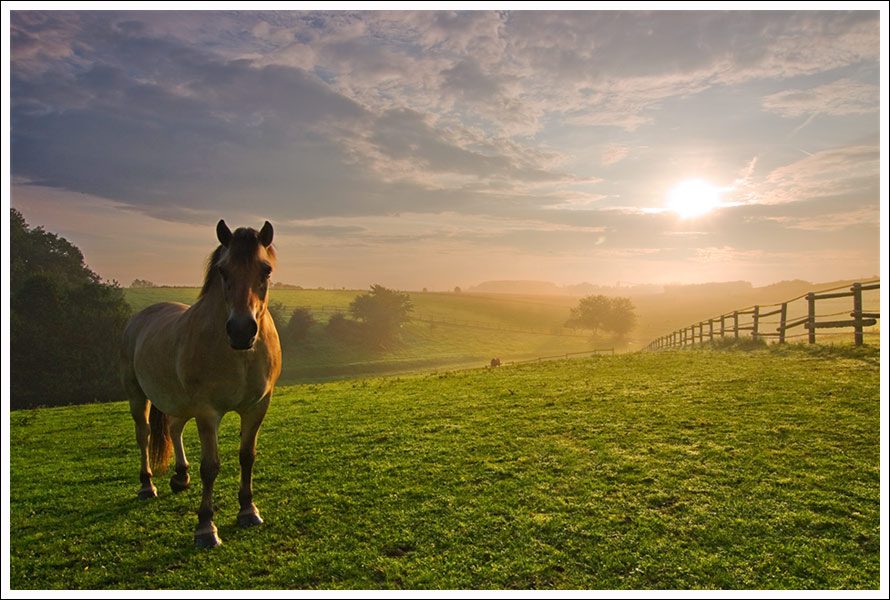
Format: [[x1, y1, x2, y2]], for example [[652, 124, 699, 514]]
[[326, 312, 363, 342], [267, 300, 288, 330], [285, 307, 315, 343]]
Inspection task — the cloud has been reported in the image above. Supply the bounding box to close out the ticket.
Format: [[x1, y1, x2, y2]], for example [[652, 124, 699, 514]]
[[758, 141, 879, 205], [9, 7, 882, 260], [761, 78, 879, 118], [747, 206, 879, 232], [601, 145, 629, 166]]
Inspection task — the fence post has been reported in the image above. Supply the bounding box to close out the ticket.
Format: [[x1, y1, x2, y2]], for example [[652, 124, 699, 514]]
[[709, 319, 714, 341], [699, 322, 704, 344], [720, 314, 725, 337], [752, 306, 760, 342], [852, 283, 863, 346], [807, 293, 816, 344], [778, 302, 787, 344], [733, 311, 739, 338]]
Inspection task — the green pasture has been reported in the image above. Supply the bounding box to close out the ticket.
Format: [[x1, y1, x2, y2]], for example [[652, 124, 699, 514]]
[[8, 343, 880, 589]]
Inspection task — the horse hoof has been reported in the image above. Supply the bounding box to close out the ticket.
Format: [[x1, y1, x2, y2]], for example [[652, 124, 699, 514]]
[[194, 531, 222, 548], [137, 488, 157, 500], [237, 512, 264, 528], [170, 477, 190, 493]]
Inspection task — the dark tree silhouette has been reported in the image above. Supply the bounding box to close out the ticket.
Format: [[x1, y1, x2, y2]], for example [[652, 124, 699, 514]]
[[349, 284, 413, 348], [10, 209, 132, 408]]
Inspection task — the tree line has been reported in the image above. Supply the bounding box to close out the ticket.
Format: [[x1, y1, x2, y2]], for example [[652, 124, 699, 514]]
[[10, 209, 132, 409], [270, 283, 413, 350]]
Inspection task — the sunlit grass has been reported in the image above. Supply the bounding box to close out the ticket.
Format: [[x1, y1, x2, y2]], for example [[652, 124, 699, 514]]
[[9, 345, 880, 589]]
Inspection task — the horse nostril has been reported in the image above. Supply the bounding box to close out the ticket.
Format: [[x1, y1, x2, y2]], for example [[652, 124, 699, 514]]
[[226, 315, 258, 349]]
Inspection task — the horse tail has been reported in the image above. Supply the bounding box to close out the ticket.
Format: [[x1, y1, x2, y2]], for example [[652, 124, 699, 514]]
[[149, 404, 172, 475]]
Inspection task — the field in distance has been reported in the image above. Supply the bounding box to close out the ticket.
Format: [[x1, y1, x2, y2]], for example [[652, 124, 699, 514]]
[[125, 278, 880, 384], [124, 288, 599, 384]]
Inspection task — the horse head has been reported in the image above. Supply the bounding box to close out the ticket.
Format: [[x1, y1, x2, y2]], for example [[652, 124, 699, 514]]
[[213, 219, 276, 350]]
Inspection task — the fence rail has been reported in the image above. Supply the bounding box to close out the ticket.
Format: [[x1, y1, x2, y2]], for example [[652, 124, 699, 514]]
[[644, 280, 880, 352]]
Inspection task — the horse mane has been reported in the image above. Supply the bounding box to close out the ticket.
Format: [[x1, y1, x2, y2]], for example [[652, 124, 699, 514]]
[[199, 228, 277, 299]]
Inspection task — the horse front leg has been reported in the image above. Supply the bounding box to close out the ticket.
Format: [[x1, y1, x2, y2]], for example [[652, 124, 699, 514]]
[[237, 394, 271, 527], [194, 413, 222, 548]]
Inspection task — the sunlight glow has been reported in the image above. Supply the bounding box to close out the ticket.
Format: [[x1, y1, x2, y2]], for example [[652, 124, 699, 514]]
[[665, 179, 723, 219]]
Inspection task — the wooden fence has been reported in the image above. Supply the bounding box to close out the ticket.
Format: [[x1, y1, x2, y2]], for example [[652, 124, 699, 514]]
[[645, 280, 880, 352]]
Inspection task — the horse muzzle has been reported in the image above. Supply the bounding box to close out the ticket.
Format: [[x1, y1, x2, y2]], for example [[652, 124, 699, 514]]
[[226, 315, 258, 350]]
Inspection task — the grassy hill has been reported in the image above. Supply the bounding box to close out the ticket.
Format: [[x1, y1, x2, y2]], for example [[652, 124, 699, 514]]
[[124, 288, 604, 384], [8, 343, 880, 589]]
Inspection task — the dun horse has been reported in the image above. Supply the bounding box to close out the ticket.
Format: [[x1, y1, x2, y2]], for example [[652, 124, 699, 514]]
[[120, 220, 281, 548]]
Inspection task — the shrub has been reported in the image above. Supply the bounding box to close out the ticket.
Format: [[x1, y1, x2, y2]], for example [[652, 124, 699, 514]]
[[326, 312, 362, 342], [285, 307, 315, 343]]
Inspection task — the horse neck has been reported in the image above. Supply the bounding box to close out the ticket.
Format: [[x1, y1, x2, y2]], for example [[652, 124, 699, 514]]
[[188, 283, 230, 338]]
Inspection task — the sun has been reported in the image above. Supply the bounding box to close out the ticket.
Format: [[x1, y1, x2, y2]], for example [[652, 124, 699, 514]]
[[665, 179, 723, 219]]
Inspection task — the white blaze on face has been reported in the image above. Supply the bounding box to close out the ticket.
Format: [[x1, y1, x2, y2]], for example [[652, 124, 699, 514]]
[[665, 179, 723, 219]]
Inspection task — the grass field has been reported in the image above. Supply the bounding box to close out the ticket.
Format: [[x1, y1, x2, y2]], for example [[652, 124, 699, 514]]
[[8, 343, 881, 589]]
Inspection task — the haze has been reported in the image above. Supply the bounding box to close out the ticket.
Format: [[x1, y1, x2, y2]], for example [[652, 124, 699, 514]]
[[7, 9, 882, 290]]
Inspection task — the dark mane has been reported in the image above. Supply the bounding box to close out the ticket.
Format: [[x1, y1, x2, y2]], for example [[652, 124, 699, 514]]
[[199, 227, 276, 298], [200, 245, 227, 298]]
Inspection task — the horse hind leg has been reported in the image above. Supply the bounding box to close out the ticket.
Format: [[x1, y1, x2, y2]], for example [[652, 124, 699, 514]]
[[128, 396, 157, 500], [168, 416, 191, 493]]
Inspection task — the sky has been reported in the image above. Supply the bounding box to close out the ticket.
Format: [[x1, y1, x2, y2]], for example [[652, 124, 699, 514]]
[[4, 4, 886, 291]]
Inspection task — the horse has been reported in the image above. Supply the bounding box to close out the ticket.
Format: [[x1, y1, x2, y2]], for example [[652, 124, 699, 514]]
[[120, 220, 282, 548]]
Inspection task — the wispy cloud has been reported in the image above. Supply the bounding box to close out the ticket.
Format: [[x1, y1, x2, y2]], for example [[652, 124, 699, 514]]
[[762, 78, 879, 118], [748, 205, 879, 232], [758, 141, 879, 205]]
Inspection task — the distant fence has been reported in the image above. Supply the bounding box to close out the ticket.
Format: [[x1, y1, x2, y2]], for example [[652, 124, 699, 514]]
[[644, 280, 880, 352], [505, 348, 614, 365], [438, 348, 615, 376]]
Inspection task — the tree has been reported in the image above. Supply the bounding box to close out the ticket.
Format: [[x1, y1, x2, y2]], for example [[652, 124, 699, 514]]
[[10, 209, 132, 409], [130, 279, 156, 288], [349, 284, 413, 348], [566, 294, 637, 339]]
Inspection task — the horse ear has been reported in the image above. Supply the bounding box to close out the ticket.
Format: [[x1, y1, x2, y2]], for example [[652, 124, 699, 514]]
[[217, 220, 233, 247], [259, 221, 274, 247]]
